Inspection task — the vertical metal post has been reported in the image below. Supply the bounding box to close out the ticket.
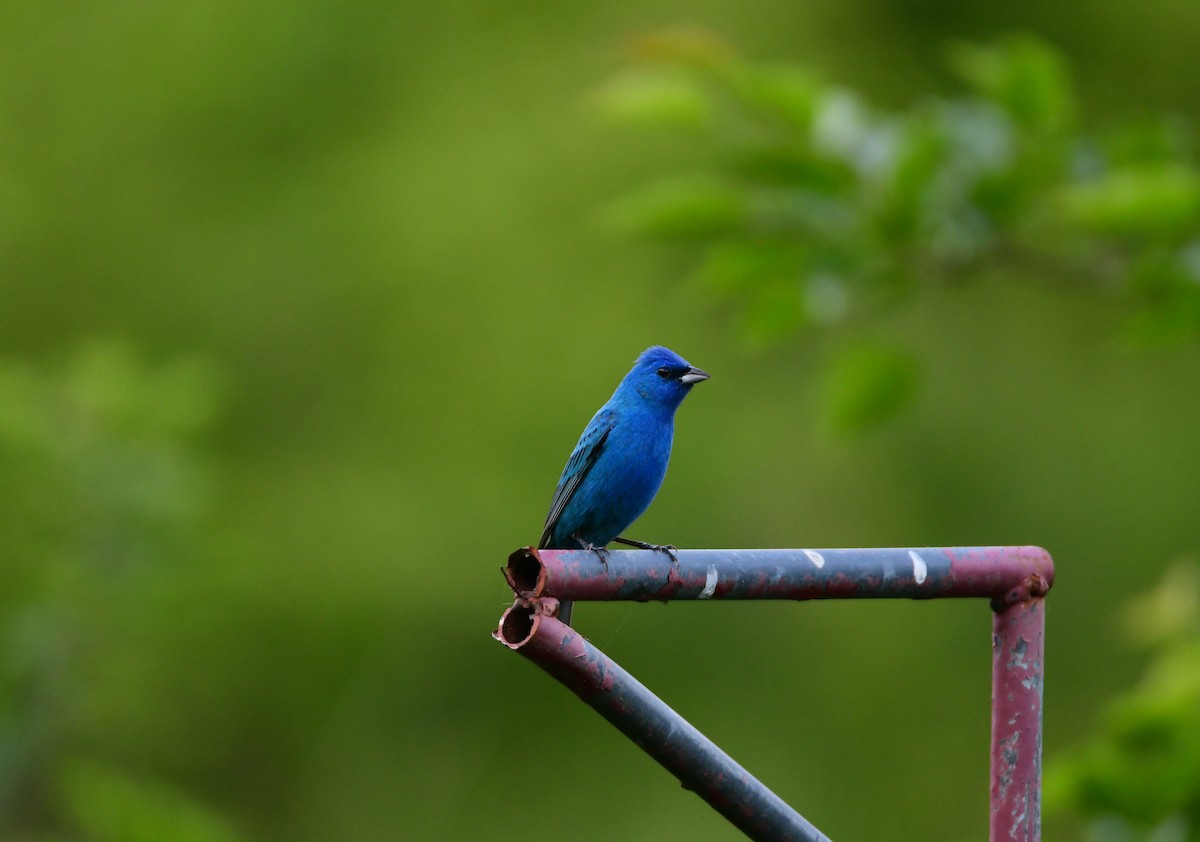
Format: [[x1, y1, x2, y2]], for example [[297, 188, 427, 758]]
[[990, 596, 1045, 841]]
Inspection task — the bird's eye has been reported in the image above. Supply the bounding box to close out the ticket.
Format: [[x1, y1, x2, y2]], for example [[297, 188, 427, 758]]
[[656, 366, 672, 379]]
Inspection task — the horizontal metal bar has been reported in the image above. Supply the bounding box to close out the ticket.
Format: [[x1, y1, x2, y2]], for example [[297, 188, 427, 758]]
[[506, 546, 1053, 605], [495, 603, 832, 842]]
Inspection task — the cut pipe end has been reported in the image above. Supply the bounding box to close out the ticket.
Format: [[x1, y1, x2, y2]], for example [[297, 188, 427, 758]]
[[506, 546, 545, 596], [494, 603, 537, 649]]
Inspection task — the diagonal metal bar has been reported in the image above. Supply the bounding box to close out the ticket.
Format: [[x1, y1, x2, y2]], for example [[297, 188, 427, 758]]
[[495, 603, 832, 842], [498, 545, 1053, 842]]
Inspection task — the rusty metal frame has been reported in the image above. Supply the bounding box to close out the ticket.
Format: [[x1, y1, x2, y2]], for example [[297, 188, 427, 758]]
[[495, 546, 1053, 841]]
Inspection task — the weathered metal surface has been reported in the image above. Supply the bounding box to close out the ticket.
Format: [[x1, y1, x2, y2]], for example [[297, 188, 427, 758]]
[[495, 604, 832, 842], [507, 545, 1054, 604], [499, 546, 1054, 842], [990, 596, 1046, 841]]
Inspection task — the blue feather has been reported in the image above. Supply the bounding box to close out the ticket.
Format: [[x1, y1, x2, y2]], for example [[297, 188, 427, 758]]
[[539, 347, 709, 623]]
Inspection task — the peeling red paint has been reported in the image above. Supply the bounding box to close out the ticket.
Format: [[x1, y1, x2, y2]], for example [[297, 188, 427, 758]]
[[499, 545, 1053, 841], [508, 545, 1053, 606], [991, 597, 1045, 842], [498, 611, 831, 842]]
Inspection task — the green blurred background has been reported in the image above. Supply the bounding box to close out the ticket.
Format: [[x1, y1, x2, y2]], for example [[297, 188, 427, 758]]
[[4, 1, 1200, 840]]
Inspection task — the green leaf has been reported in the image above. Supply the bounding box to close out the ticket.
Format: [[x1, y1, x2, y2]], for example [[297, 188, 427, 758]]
[[1103, 117, 1194, 168], [1045, 564, 1200, 830], [605, 175, 745, 239], [1058, 166, 1200, 240], [950, 36, 1076, 134], [590, 67, 713, 131], [724, 64, 821, 132], [872, 116, 946, 244], [695, 238, 805, 293], [727, 144, 856, 193]]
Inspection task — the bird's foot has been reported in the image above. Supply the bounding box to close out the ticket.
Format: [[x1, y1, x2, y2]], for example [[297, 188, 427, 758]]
[[574, 535, 610, 566], [614, 537, 679, 566], [657, 544, 680, 567]]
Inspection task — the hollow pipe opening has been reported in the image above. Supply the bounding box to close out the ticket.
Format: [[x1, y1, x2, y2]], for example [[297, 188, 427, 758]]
[[505, 546, 545, 595], [495, 603, 536, 648]]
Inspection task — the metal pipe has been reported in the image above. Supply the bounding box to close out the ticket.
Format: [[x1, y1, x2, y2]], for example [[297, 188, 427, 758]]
[[506, 545, 1054, 604], [499, 546, 1054, 841], [495, 603, 832, 842], [990, 595, 1046, 841]]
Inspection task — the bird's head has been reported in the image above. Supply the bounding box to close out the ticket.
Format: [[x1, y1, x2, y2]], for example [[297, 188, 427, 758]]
[[621, 346, 710, 408]]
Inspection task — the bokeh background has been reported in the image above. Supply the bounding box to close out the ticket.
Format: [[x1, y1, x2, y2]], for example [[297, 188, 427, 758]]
[[4, 2, 1200, 840]]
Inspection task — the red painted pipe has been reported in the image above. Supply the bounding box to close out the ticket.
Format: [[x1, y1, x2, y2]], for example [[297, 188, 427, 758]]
[[499, 546, 1053, 841], [506, 545, 1053, 604], [495, 603, 832, 842], [990, 596, 1046, 841]]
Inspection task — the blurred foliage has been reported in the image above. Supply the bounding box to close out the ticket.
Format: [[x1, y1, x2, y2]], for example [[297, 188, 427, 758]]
[[820, 342, 919, 434], [3, 3, 1200, 841], [57, 757, 242, 842], [1047, 562, 1200, 841], [595, 30, 1200, 430], [0, 343, 224, 840], [605, 29, 1200, 837]]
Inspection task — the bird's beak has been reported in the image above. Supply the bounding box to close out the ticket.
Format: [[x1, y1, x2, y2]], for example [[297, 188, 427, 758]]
[[680, 366, 710, 385]]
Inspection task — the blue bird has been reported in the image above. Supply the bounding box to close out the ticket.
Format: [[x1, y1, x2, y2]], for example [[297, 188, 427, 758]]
[[539, 346, 709, 625]]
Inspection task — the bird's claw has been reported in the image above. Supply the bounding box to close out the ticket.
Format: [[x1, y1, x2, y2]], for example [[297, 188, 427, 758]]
[[640, 543, 679, 566], [574, 536, 610, 566], [615, 536, 679, 566]]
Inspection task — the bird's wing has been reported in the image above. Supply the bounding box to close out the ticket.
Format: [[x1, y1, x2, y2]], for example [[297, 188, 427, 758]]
[[539, 409, 617, 549]]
